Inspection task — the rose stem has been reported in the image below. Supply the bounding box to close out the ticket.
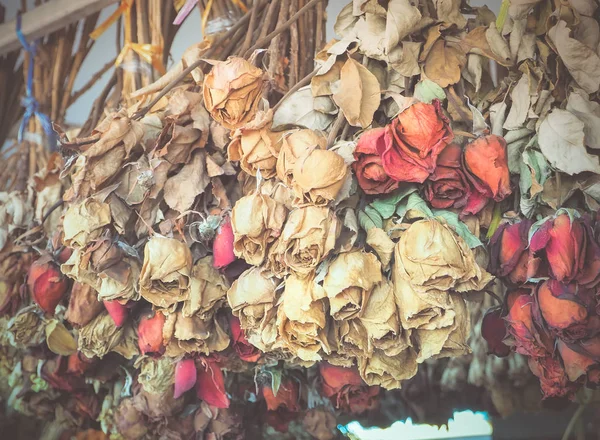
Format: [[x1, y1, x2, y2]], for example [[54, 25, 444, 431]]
[[287, 0, 299, 86], [327, 110, 346, 148], [271, 68, 318, 113]]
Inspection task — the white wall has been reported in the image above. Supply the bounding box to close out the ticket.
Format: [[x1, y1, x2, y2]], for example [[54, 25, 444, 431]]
[[2, 0, 496, 126]]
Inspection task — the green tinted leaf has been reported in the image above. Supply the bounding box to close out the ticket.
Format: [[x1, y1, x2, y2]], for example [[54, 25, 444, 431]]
[[404, 193, 433, 218], [269, 369, 282, 397], [369, 185, 417, 218], [414, 79, 446, 103], [486, 203, 502, 239], [359, 206, 384, 231], [434, 209, 483, 248]]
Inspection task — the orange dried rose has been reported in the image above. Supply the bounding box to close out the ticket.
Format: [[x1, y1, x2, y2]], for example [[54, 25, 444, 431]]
[[138, 311, 166, 355], [489, 220, 533, 285], [463, 134, 511, 201], [203, 57, 265, 129]]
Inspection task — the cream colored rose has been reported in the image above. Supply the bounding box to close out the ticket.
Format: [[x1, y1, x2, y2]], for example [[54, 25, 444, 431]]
[[275, 273, 330, 362], [203, 57, 265, 129], [394, 219, 492, 295], [162, 311, 230, 357], [358, 348, 418, 389], [292, 148, 348, 206], [182, 256, 229, 318], [227, 267, 280, 351], [139, 236, 192, 310], [268, 206, 340, 276], [276, 129, 327, 187], [231, 193, 287, 265]]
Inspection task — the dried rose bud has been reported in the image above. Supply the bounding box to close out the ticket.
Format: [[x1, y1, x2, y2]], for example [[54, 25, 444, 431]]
[[463, 134, 511, 201], [378, 100, 453, 183], [262, 379, 300, 412], [530, 213, 585, 283], [229, 315, 261, 362], [505, 289, 548, 357], [174, 359, 197, 399], [104, 300, 129, 327], [213, 217, 236, 269], [536, 280, 589, 340], [203, 57, 265, 129], [196, 358, 229, 408], [28, 254, 69, 315], [481, 308, 510, 357], [227, 110, 282, 178], [489, 220, 533, 284], [528, 355, 577, 399], [65, 282, 104, 327], [292, 148, 348, 206], [353, 128, 400, 195], [138, 311, 166, 355], [319, 363, 363, 395], [114, 398, 148, 440], [231, 193, 287, 266]]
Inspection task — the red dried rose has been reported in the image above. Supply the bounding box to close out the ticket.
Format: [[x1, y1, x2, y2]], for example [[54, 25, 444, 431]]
[[67, 352, 95, 376], [576, 216, 600, 288], [377, 100, 453, 183], [174, 359, 197, 399], [489, 220, 533, 284], [557, 340, 600, 386], [319, 363, 378, 414], [537, 280, 590, 341], [213, 217, 236, 269], [230, 315, 261, 362], [424, 143, 470, 210], [353, 128, 400, 195], [28, 254, 69, 315], [196, 358, 230, 408], [138, 311, 166, 355], [481, 308, 511, 357], [530, 213, 585, 283], [505, 290, 549, 357], [104, 300, 129, 327], [463, 134, 511, 202], [262, 379, 300, 412], [528, 355, 577, 399]]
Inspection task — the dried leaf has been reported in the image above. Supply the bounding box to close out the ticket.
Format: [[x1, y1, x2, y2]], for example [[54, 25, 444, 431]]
[[164, 151, 210, 213], [385, 0, 422, 52], [424, 41, 466, 88]]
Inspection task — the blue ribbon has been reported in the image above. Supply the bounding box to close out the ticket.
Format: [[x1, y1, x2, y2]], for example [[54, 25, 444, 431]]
[[16, 14, 57, 151]]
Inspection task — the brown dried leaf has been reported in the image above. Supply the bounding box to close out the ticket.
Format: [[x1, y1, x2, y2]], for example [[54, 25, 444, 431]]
[[424, 41, 466, 88], [164, 151, 210, 213]]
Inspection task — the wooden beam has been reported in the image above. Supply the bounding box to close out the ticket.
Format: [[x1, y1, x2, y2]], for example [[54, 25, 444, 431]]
[[0, 0, 119, 57]]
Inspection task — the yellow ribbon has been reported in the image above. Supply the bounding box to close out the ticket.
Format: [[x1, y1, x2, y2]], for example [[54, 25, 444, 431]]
[[90, 0, 134, 40], [200, 0, 214, 36], [232, 0, 248, 13], [114, 42, 166, 75]]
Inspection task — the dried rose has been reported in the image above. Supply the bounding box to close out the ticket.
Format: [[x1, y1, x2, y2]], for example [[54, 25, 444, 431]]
[[114, 398, 148, 439], [268, 206, 340, 276], [323, 251, 382, 320], [378, 100, 453, 183], [359, 279, 404, 356], [424, 143, 470, 209], [358, 348, 418, 389], [489, 220, 533, 285], [394, 219, 492, 296], [7, 308, 45, 348], [276, 273, 330, 362], [353, 128, 400, 195], [78, 312, 124, 358], [65, 282, 104, 327], [227, 267, 279, 351], [230, 315, 261, 362], [463, 134, 511, 202], [28, 254, 69, 315], [528, 355, 576, 399], [138, 311, 166, 355], [231, 193, 287, 266], [292, 148, 348, 206], [276, 129, 328, 187], [103, 300, 129, 327], [174, 358, 197, 399], [481, 308, 510, 357], [62, 198, 111, 248], [319, 363, 379, 414], [557, 340, 599, 385], [530, 213, 585, 283], [505, 290, 549, 358], [536, 280, 590, 341], [163, 311, 229, 357], [136, 356, 176, 395], [196, 358, 230, 408], [203, 57, 265, 129], [328, 319, 370, 362], [262, 379, 300, 412], [228, 110, 282, 178], [67, 352, 94, 375], [92, 240, 141, 303], [213, 217, 236, 269], [45, 320, 77, 356], [140, 236, 192, 310], [183, 256, 229, 318]]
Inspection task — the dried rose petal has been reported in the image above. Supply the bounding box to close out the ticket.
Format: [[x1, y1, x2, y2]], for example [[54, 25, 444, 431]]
[[353, 128, 400, 195], [229, 315, 261, 362], [489, 220, 532, 284], [104, 300, 129, 327], [138, 311, 166, 355], [262, 379, 300, 412], [463, 134, 511, 201], [213, 217, 236, 269], [174, 359, 197, 399], [196, 358, 229, 408]]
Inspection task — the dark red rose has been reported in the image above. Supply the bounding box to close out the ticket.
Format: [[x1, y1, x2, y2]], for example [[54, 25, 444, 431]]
[[481, 308, 511, 357], [424, 143, 471, 209], [196, 358, 229, 408], [377, 100, 453, 183], [262, 379, 300, 412], [353, 128, 400, 194], [319, 363, 379, 414], [28, 254, 69, 315], [489, 220, 533, 284], [505, 289, 550, 357], [230, 315, 261, 362]]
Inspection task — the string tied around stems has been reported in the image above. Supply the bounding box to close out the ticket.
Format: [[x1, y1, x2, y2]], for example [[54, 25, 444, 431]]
[[16, 13, 57, 151]]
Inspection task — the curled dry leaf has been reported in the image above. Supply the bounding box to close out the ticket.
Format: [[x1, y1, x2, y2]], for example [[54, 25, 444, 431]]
[[333, 57, 381, 128], [424, 41, 466, 88]]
